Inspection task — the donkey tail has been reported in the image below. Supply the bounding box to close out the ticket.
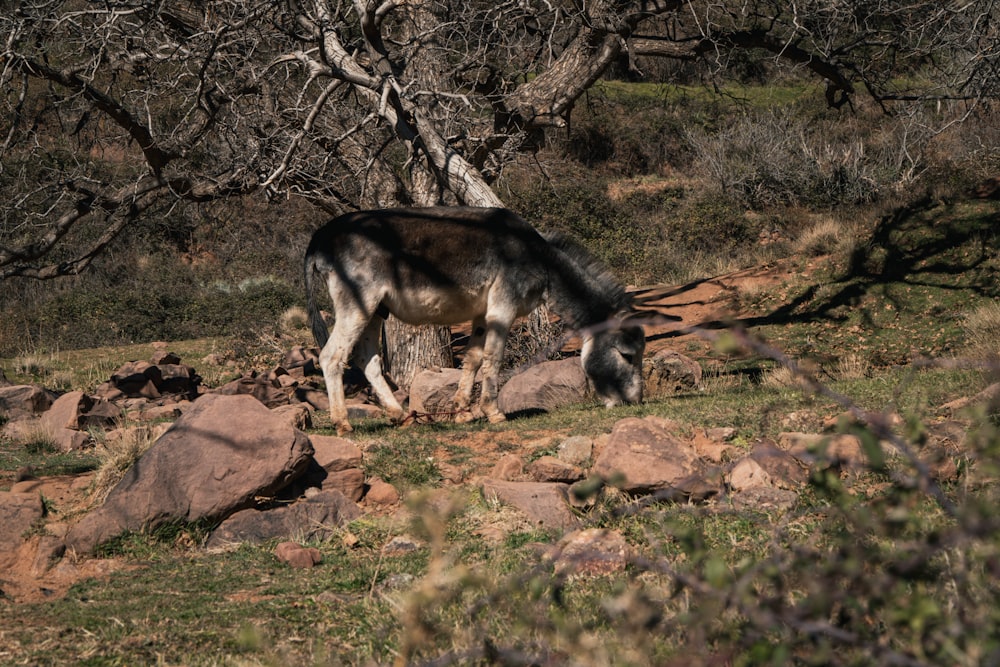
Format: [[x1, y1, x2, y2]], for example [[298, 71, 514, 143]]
[[303, 246, 330, 349]]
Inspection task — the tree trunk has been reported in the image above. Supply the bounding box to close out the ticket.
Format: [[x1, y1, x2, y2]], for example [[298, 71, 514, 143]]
[[383, 317, 454, 390]]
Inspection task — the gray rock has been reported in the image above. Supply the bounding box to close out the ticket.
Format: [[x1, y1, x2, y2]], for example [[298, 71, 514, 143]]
[[0, 385, 53, 420], [497, 357, 590, 416], [642, 349, 702, 397], [206, 490, 361, 548]]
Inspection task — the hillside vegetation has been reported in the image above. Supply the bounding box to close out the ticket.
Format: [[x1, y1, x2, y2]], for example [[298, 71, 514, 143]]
[[3, 76, 1000, 665], [2, 77, 997, 358]]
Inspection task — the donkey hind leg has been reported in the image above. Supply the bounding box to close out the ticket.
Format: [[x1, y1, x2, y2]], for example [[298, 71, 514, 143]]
[[319, 307, 373, 435], [453, 317, 487, 422], [353, 317, 406, 423], [477, 317, 514, 424]]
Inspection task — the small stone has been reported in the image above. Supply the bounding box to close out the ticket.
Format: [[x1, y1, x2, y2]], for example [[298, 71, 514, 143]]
[[275, 541, 322, 568], [365, 478, 400, 506]]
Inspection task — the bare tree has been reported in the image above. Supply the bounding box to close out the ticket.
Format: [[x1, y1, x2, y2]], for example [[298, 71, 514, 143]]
[[2, 0, 998, 374]]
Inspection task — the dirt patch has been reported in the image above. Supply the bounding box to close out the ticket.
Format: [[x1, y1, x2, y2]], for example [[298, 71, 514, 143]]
[[0, 474, 134, 604], [636, 257, 813, 357]]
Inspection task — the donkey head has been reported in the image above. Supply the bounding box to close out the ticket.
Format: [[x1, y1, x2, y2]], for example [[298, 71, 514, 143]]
[[580, 314, 645, 407]]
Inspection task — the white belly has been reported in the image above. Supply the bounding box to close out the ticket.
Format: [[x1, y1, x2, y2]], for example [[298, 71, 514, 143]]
[[383, 285, 488, 325]]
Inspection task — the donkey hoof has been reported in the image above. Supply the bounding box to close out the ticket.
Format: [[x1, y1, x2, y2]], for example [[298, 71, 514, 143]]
[[335, 421, 353, 436], [487, 412, 507, 424], [454, 411, 477, 424]]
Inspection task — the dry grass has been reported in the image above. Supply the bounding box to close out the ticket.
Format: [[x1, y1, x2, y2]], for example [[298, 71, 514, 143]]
[[279, 306, 310, 332], [962, 302, 1000, 362], [7, 417, 61, 453], [834, 353, 871, 380], [760, 365, 799, 389], [90, 424, 159, 503], [793, 216, 850, 257]]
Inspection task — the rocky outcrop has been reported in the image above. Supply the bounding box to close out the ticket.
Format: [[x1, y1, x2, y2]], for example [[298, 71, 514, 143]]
[[65, 394, 314, 554]]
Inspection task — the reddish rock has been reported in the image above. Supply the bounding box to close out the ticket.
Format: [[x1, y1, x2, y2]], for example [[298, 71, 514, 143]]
[[207, 490, 361, 548], [731, 486, 799, 511], [480, 479, 580, 532], [692, 430, 737, 463], [642, 349, 702, 397], [549, 528, 631, 576], [323, 468, 366, 502], [528, 455, 584, 483], [150, 351, 181, 365], [748, 440, 808, 489], [156, 364, 201, 397], [42, 391, 92, 430], [271, 403, 312, 431], [780, 432, 867, 469], [275, 541, 322, 568], [365, 477, 400, 506], [212, 373, 291, 408], [311, 435, 363, 472], [0, 492, 44, 557], [593, 416, 720, 498], [0, 385, 53, 419], [728, 457, 772, 491], [110, 361, 163, 399], [65, 394, 314, 554], [557, 435, 593, 466], [489, 454, 524, 481], [283, 346, 320, 375], [409, 368, 463, 416]]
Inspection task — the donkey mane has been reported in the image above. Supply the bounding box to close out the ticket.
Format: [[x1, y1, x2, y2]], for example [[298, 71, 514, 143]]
[[541, 231, 633, 329]]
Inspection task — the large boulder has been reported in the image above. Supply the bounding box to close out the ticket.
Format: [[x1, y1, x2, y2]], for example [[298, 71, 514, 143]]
[[497, 358, 590, 417], [593, 416, 720, 498], [0, 385, 53, 420], [65, 394, 313, 554]]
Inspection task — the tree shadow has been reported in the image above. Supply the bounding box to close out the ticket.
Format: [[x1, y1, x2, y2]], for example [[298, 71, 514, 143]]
[[650, 196, 1000, 342]]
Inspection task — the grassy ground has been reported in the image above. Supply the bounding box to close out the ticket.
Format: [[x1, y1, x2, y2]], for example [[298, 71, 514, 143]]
[[2, 198, 1000, 665]]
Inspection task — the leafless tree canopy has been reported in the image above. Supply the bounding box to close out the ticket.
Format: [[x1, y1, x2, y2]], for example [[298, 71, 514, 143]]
[[2, 0, 999, 279]]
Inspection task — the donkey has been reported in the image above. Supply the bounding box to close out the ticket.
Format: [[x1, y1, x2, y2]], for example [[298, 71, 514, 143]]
[[303, 206, 645, 434]]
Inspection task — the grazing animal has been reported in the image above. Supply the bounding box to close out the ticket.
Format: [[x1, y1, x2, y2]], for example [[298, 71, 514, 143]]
[[304, 206, 645, 434]]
